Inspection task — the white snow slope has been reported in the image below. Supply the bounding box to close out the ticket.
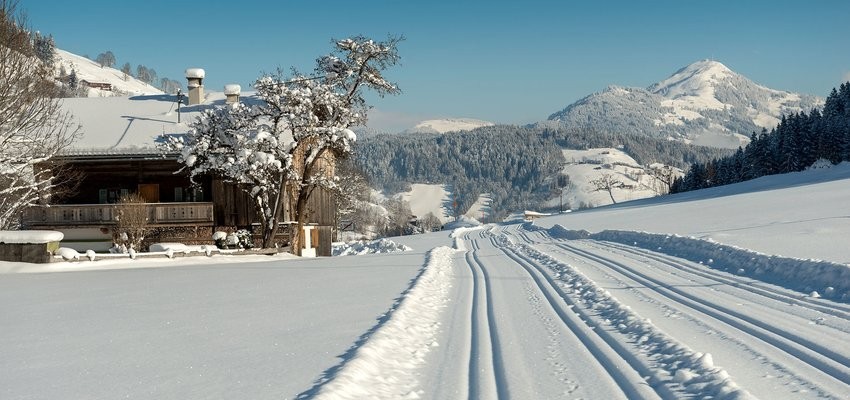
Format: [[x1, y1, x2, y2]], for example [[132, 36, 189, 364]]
[[3, 164, 850, 399], [404, 118, 494, 134], [55, 49, 163, 96], [395, 183, 454, 224], [552, 147, 681, 209]]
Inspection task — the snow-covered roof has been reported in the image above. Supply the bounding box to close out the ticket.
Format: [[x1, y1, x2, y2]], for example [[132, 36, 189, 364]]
[[59, 91, 258, 157], [185, 68, 206, 79]]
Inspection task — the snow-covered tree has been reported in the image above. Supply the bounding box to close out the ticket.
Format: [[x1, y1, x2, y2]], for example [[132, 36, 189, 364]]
[[95, 50, 115, 68], [160, 36, 401, 252], [159, 77, 181, 94], [0, 0, 79, 229], [120, 62, 132, 80], [382, 197, 414, 236], [135, 64, 155, 84]]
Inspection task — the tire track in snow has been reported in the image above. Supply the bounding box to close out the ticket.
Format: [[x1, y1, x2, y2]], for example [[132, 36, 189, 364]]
[[496, 240, 667, 399], [540, 240, 842, 399], [595, 240, 850, 324], [462, 233, 506, 399], [555, 241, 850, 397], [496, 227, 755, 399], [460, 228, 650, 399]]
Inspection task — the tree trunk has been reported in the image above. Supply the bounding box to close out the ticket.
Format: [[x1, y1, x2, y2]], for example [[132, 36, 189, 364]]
[[290, 188, 310, 256], [261, 178, 288, 249], [607, 189, 617, 204]]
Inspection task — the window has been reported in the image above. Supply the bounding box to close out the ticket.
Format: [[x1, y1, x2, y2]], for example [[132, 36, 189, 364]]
[[174, 187, 204, 202], [99, 188, 129, 204]]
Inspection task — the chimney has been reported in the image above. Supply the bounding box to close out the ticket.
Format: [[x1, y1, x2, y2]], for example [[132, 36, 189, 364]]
[[224, 84, 241, 104], [185, 68, 205, 105]]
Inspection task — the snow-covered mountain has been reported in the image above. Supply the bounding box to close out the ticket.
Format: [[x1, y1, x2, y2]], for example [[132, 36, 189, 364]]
[[404, 118, 494, 134], [547, 60, 823, 148], [54, 49, 163, 96]]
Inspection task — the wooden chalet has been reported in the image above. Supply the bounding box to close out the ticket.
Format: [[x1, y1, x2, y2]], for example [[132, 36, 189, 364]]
[[22, 71, 335, 256], [80, 80, 112, 91]]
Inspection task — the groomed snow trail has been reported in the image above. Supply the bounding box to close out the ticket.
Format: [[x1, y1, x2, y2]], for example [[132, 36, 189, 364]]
[[422, 227, 665, 399], [306, 223, 850, 399], [508, 224, 850, 399]]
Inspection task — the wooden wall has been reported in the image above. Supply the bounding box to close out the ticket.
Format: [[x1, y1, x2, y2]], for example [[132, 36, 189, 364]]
[[211, 179, 257, 227]]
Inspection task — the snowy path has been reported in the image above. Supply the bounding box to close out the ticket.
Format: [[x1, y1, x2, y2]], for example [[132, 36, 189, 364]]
[[409, 224, 850, 399], [421, 228, 662, 399]]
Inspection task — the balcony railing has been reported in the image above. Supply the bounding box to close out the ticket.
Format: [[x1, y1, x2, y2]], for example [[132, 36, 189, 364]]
[[22, 202, 215, 227]]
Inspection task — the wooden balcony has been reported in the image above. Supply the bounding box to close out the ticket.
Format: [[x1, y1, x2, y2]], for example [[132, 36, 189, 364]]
[[22, 202, 215, 227]]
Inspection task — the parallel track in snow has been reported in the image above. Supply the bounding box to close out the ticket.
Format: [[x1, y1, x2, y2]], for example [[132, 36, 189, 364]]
[[552, 241, 850, 392], [595, 240, 850, 323], [463, 232, 506, 399], [496, 244, 669, 399], [494, 221, 850, 399], [454, 230, 661, 399]]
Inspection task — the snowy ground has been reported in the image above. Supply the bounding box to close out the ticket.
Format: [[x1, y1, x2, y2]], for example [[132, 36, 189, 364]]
[[55, 49, 163, 96], [3, 165, 850, 399]]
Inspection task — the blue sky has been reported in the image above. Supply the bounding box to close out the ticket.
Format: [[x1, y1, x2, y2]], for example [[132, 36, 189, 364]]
[[22, 0, 850, 132]]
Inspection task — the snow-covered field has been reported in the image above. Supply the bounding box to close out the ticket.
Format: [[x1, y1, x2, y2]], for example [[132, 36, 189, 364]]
[[554, 147, 674, 209], [3, 164, 850, 399], [395, 183, 453, 224]]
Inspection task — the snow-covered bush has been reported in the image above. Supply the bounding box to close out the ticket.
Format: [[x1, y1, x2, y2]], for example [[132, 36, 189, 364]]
[[212, 231, 228, 248], [213, 229, 253, 249], [333, 238, 411, 256]]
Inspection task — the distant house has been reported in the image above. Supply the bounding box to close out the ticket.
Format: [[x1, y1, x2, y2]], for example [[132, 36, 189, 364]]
[[80, 80, 112, 91], [523, 210, 551, 221], [22, 69, 335, 256]]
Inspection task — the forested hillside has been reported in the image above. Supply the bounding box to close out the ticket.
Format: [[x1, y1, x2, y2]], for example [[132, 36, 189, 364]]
[[355, 124, 729, 220], [672, 83, 850, 192]]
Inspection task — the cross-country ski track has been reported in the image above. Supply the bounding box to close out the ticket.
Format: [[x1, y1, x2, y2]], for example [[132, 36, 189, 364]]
[[315, 224, 850, 399]]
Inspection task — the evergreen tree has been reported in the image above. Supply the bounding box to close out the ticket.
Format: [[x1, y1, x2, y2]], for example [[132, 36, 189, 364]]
[[673, 84, 850, 194], [67, 68, 78, 90], [31, 31, 55, 68]]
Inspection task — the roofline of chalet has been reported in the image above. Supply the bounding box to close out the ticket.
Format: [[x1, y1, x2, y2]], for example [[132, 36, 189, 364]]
[[50, 152, 179, 163]]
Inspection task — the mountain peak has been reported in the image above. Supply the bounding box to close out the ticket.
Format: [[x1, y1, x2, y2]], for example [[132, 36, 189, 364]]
[[547, 59, 823, 149], [648, 59, 736, 97], [684, 59, 732, 73]]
